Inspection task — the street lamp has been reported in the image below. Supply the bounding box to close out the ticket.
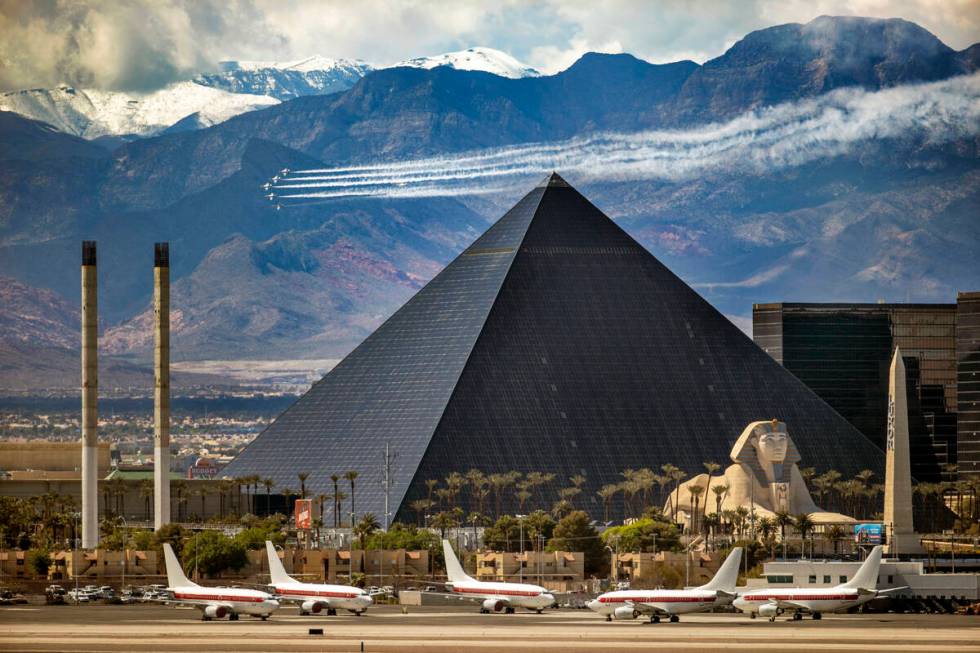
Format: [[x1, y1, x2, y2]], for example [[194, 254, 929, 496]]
[[119, 516, 128, 591]]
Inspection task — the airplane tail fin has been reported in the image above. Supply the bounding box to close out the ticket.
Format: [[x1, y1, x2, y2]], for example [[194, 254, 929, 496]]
[[699, 547, 742, 593], [442, 539, 475, 584], [839, 545, 883, 590], [265, 540, 296, 585], [162, 543, 197, 588]]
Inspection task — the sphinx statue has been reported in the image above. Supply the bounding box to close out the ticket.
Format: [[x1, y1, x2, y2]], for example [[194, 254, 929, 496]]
[[667, 420, 855, 526]]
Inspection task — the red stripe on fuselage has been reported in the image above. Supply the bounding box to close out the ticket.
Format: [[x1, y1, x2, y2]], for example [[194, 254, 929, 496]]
[[599, 596, 708, 604], [277, 588, 360, 599], [173, 592, 265, 602], [452, 587, 541, 598], [744, 594, 856, 601]]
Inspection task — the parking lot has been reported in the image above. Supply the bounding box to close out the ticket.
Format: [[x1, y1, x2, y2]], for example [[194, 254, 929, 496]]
[[1, 603, 979, 652]]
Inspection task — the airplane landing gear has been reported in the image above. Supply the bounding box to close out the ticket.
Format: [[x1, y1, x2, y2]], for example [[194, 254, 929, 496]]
[[505, 607, 515, 614], [229, 613, 239, 621], [669, 615, 679, 623], [812, 612, 822, 620], [606, 615, 612, 622], [201, 615, 211, 622], [327, 608, 337, 616], [749, 612, 756, 619], [536, 609, 543, 614], [260, 615, 269, 621], [769, 615, 777, 622], [792, 612, 803, 621], [650, 615, 660, 624]]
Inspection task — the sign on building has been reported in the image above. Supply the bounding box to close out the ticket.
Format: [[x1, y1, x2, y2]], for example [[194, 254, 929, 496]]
[[295, 499, 312, 530], [854, 523, 883, 545]]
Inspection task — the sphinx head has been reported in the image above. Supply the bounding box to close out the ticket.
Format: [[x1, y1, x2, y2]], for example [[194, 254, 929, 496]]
[[755, 429, 788, 463], [730, 420, 801, 469]]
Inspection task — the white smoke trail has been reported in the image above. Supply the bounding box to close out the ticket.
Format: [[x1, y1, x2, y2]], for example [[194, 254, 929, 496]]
[[270, 73, 980, 201]]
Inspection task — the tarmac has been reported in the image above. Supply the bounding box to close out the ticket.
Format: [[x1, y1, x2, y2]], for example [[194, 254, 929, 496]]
[[1, 604, 978, 653]]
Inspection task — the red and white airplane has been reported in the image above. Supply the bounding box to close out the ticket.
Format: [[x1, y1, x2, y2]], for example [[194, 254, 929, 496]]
[[162, 543, 279, 621], [264, 540, 373, 616], [733, 545, 900, 621], [586, 547, 742, 623], [442, 540, 555, 614]]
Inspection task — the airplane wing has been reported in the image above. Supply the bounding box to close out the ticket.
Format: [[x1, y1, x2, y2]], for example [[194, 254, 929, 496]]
[[769, 598, 811, 612], [870, 586, 909, 596], [625, 600, 670, 616]]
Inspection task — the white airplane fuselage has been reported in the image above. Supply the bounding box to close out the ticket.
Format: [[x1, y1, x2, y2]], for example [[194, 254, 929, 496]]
[[588, 589, 729, 617], [271, 582, 373, 613], [734, 587, 871, 616], [449, 580, 555, 610], [168, 585, 279, 618]]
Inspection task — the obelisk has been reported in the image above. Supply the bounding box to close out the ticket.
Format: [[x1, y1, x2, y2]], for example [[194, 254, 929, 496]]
[[154, 243, 171, 530], [883, 347, 922, 554], [81, 241, 99, 548]]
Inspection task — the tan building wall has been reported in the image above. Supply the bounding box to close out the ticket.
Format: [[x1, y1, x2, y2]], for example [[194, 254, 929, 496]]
[[0, 442, 111, 475], [248, 548, 430, 585], [612, 551, 722, 587], [476, 550, 584, 590]]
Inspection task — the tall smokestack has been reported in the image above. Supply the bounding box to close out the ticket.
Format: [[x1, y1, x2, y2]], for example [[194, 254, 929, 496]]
[[81, 241, 99, 548], [154, 242, 171, 530]]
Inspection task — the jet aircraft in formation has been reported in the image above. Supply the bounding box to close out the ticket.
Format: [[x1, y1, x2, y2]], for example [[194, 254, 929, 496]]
[[443, 540, 555, 613], [264, 541, 373, 616]]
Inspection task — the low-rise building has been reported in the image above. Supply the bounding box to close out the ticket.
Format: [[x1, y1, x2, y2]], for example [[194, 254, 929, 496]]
[[750, 557, 980, 600], [611, 550, 722, 587], [476, 550, 584, 590]]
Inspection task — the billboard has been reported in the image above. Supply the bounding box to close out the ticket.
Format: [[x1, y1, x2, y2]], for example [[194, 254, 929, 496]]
[[854, 523, 883, 545], [294, 499, 312, 530]]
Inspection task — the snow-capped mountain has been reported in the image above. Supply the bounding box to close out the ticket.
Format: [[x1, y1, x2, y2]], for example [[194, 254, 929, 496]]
[[196, 56, 374, 100], [0, 82, 279, 139], [394, 47, 541, 78]]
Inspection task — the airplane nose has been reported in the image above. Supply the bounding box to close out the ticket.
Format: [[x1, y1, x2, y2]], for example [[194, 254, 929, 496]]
[[267, 599, 280, 608], [586, 599, 599, 611]]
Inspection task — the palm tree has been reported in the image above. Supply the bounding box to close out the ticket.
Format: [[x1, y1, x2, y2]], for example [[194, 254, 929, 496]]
[[516, 488, 532, 513], [316, 493, 328, 527], [297, 472, 310, 499], [353, 513, 380, 547], [701, 462, 720, 526], [344, 471, 359, 526], [665, 465, 687, 523], [775, 511, 792, 558], [634, 468, 655, 513], [409, 499, 431, 526], [620, 469, 638, 518], [757, 517, 777, 558], [689, 484, 704, 535], [195, 485, 210, 520], [138, 480, 153, 521], [279, 487, 294, 516], [793, 513, 815, 557], [711, 484, 729, 519], [445, 472, 465, 510], [597, 484, 618, 523], [824, 524, 846, 556], [330, 474, 341, 527], [262, 478, 276, 516]]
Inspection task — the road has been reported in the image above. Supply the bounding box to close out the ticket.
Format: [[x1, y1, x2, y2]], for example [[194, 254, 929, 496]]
[[0, 604, 978, 652]]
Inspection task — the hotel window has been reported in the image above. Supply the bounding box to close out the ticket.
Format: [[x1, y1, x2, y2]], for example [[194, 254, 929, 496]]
[[808, 575, 817, 584], [823, 575, 831, 584], [839, 576, 847, 583]]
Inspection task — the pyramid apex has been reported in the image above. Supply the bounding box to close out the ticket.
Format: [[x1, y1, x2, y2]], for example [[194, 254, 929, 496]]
[[537, 172, 570, 188]]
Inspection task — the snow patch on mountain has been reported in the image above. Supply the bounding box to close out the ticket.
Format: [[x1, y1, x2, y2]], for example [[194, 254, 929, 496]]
[[394, 47, 541, 78], [0, 82, 279, 139], [197, 56, 374, 100]]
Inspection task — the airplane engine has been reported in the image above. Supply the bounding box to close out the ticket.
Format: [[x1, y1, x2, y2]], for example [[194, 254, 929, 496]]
[[758, 604, 780, 618], [203, 605, 228, 619], [482, 599, 505, 612], [613, 606, 639, 620], [301, 600, 324, 614]]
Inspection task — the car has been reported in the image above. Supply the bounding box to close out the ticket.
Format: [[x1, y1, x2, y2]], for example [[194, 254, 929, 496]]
[[67, 589, 90, 603]]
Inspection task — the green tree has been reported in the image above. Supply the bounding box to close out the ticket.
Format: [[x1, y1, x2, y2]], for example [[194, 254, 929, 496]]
[[600, 517, 681, 553], [483, 515, 524, 552], [28, 548, 52, 577], [235, 525, 285, 550], [548, 510, 605, 575], [155, 523, 184, 552], [182, 530, 247, 577], [353, 513, 381, 548]]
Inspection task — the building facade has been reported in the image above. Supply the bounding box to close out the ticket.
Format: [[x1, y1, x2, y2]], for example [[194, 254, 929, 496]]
[[753, 302, 961, 482], [958, 292, 980, 479]]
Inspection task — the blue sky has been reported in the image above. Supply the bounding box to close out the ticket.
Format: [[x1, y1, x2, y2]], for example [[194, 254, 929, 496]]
[[1, 0, 978, 91]]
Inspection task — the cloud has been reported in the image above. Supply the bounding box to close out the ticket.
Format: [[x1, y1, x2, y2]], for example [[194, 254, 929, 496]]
[[269, 73, 980, 201], [0, 0, 977, 92]]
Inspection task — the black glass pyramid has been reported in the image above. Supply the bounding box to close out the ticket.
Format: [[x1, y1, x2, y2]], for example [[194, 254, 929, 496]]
[[225, 174, 884, 521]]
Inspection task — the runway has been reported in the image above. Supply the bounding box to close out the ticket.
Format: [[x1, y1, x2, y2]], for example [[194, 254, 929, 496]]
[[1, 604, 978, 652]]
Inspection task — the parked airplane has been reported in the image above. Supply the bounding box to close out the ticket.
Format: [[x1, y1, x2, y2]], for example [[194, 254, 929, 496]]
[[733, 545, 900, 621], [161, 543, 279, 621], [442, 540, 555, 614], [264, 541, 373, 616], [586, 547, 742, 623]]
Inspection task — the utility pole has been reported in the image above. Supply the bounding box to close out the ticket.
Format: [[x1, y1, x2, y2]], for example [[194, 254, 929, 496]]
[[380, 443, 396, 532]]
